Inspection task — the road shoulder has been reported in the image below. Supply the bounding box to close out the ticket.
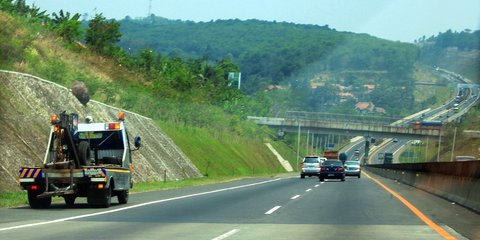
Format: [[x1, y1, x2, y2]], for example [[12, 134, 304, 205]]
[[365, 170, 479, 240]]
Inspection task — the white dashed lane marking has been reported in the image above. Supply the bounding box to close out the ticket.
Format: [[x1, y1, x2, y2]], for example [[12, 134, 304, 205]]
[[212, 229, 240, 240], [265, 206, 281, 215]]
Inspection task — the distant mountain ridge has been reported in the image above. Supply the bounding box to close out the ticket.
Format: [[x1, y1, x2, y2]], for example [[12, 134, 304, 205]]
[[118, 16, 418, 94]]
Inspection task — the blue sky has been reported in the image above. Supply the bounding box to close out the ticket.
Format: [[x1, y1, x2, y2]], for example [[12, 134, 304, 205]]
[[26, 0, 480, 43]]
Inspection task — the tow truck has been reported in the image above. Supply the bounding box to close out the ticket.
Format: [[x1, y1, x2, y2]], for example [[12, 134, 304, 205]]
[[18, 111, 141, 208]]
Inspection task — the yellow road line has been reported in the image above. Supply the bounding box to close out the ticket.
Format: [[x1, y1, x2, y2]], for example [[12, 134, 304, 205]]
[[364, 172, 457, 240]]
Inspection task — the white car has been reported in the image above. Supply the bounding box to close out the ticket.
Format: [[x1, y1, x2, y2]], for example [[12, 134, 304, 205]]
[[344, 161, 361, 178], [300, 156, 322, 178]]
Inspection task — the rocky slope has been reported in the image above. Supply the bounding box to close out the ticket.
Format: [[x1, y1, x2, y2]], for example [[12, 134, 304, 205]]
[[0, 70, 202, 192]]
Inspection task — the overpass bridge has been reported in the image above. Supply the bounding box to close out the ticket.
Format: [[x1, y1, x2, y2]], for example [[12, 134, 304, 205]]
[[247, 113, 442, 138]]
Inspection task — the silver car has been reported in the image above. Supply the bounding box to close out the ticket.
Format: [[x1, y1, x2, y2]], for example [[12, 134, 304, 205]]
[[300, 156, 322, 178], [344, 160, 361, 178]]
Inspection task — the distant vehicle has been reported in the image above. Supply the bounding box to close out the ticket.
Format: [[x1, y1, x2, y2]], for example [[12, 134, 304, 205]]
[[354, 149, 360, 156], [454, 156, 477, 161], [323, 150, 339, 160], [412, 140, 422, 145], [344, 161, 361, 178], [412, 120, 442, 130], [378, 153, 384, 161], [392, 138, 398, 142], [300, 156, 322, 178], [384, 153, 393, 164], [319, 160, 345, 182]]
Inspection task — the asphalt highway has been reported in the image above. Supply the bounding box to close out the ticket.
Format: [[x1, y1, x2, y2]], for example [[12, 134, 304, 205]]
[[0, 172, 475, 240]]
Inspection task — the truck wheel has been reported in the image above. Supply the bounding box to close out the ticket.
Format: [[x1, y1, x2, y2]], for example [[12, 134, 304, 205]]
[[117, 190, 129, 204], [77, 141, 91, 166], [28, 190, 51, 209], [102, 186, 112, 207], [88, 186, 111, 208], [64, 195, 76, 207]]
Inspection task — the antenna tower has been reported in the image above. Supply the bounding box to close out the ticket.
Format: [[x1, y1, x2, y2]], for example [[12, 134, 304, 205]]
[[148, 0, 152, 16]]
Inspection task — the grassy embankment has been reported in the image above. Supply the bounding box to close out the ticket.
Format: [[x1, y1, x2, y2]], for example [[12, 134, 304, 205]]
[[0, 11, 297, 207]]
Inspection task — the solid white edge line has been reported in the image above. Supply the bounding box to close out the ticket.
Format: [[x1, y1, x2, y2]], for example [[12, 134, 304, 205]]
[[306, 188, 312, 192], [212, 229, 240, 240], [291, 195, 301, 200], [0, 178, 284, 232], [265, 205, 281, 215]]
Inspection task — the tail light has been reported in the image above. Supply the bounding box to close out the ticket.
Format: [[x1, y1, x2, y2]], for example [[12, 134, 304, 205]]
[[107, 123, 120, 130], [301, 163, 304, 168], [50, 114, 58, 124], [338, 167, 344, 171], [318, 162, 321, 168], [321, 167, 326, 171]]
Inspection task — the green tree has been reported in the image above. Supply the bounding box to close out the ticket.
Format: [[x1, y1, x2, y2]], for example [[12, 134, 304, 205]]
[[85, 13, 122, 55], [51, 10, 82, 43]]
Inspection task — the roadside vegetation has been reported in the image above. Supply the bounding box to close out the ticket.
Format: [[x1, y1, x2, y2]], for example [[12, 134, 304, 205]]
[[0, 1, 292, 206]]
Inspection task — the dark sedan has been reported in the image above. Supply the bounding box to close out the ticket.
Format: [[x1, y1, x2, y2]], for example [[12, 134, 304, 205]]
[[319, 160, 345, 182]]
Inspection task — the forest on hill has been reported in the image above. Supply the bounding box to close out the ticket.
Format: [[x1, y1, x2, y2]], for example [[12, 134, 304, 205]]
[[2, 1, 479, 119], [417, 29, 480, 83], [119, 16, 479, 116], [118, 17, 418, 112]]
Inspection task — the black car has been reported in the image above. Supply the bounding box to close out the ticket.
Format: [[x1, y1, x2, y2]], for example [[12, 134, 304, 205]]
[[319, 160, 345, 182]]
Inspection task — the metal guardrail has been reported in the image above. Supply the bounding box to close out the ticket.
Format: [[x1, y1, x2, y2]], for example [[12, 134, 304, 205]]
[[284, 111, 401, 126], [247, 116, 442, 137]]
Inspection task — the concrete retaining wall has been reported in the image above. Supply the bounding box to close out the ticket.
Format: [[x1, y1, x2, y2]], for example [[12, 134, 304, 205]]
[[366, 161, 480, 213]]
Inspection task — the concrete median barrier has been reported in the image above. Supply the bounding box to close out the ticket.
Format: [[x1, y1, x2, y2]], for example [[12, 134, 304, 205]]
[[365, 161, 480, 213]]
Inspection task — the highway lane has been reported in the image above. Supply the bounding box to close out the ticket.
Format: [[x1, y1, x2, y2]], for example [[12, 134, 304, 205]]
[[0, 174, 469, 240]]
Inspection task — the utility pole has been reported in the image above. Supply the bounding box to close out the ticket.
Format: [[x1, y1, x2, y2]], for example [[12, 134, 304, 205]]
[[436, 130, 442, 162], [296, 122, 301, 172], [425, 137, 429, 161], [306, 130, 310, 155], [450, 127, 457, 161]]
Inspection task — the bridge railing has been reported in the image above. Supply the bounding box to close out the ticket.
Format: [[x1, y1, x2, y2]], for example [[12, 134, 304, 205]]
[[284, 111, 402, 126]]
